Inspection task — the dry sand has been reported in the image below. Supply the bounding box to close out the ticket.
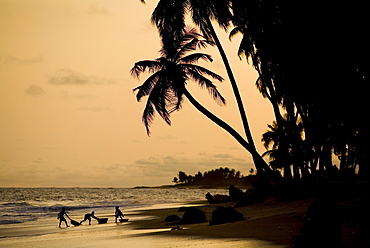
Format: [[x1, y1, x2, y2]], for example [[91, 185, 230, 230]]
[[0, 198, 367, 248]]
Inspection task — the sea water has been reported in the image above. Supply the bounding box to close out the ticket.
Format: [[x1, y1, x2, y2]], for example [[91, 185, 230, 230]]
[[0, 188, 228, 225]]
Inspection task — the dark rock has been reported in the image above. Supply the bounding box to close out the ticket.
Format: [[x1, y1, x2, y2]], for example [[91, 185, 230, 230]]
[[209, 206, 245, 225], [166, 207, 207, 226], [177, 207, 207, 224], [206, 192, 228, 204], [228, 184, 245, 201], [234, 188, 264, 207], [164, 214, 181, 223]]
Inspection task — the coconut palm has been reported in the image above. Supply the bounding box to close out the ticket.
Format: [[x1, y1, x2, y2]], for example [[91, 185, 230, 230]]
[[131, 27, 224, 134], [150, 0, 253, 139], [141, 0, 273, 174], [261, 120, 293, 181], [131, 27, 247, 148], [132, 27, 276, 188]]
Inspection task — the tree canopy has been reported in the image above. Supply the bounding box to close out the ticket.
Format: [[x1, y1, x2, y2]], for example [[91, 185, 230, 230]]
[[136, 0, 370, 189], [172, 167, 250, 188]]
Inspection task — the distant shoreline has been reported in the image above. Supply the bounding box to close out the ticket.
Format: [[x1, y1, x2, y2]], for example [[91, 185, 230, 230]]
[[0, 183, 249, 190], [134, 182, 251, 190]]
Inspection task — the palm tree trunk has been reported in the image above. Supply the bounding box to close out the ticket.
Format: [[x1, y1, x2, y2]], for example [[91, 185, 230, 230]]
[[204, 18, 275, 180], [183, 88, 276, 182], [184, 88, 252, 152], [205, 18, 255, 147]]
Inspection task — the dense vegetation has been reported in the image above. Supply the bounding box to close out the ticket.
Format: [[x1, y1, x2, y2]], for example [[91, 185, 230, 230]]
[[133, 1, 369, 198], [132, 3, 370, 244], [172, 168, 254, 187]]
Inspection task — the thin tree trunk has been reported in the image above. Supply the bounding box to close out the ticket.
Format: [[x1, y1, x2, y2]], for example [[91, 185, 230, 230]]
[[205, 18, 275, 180], [205, 18, 255, 147], [184, 89, 252, 152], [261, 78, 294, 182], [183, 88, 276, 181]]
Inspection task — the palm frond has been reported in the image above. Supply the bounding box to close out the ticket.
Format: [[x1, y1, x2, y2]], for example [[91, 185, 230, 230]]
[[256, 76, 272, 100], [182, 27, 212, 47], [133, 71, 161, 101], [183, 64, 224, 82], [262, 149, 274, 158], [180, 26, 201, 43], [211, 0, 232, 31], [130, 59, 163, 78], [142, 100, 155, 136], [172, 90, 184, 112], [229, 26, 256, 61], [164, 88, 183, 114], [142, 81, 172, 135], [131, 24, 225, 136], [151, 0, 188, 39], [179, 53, 213, 64], [229, 26, 244, 41], [152, 85, 172, 125], [262, 149, 281, 162], [175, 29, 210, 61], [184, 66, 226, 105]]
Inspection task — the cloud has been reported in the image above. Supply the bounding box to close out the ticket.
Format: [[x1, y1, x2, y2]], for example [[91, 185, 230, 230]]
[[130, 154, 251, 179], [77, 106, 110, 112], [48, 69, 116, 86], [103, 164, 124, 171], [197, 154, 252, 170], [58, 91, 97, 100], [64, 4, 112, 17], [86, 4, 112, 15], [135, 156, 193, 168], [213, 153, 233, 158], [25, 85, 45, 98], [137, 153, 252, 184], [162, 156, 192, 166], [32, 158, 43, 164], [157, 135, 176, 140], [1, 54, 43, 64], [135, 157, 160, 165]]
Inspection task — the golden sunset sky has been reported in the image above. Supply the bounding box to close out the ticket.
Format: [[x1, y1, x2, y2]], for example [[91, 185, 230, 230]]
[[0, 0, 274, 187]]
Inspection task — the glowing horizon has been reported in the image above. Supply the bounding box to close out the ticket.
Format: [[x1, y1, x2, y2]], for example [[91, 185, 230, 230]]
[[0, 0, 274, 188]]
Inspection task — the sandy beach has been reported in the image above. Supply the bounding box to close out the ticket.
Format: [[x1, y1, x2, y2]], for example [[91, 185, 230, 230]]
[[0, 199, 310, 248], [0, 197, 368, 248]]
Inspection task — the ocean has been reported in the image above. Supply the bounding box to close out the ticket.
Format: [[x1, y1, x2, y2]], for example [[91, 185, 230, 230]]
[[0, 187, 229, 225]]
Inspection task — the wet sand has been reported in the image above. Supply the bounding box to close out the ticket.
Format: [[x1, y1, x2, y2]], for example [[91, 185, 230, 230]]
[[2, 197, 368, 247], [0, 199, 314, 248]]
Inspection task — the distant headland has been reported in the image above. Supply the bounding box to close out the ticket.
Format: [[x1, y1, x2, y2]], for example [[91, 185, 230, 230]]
[[134, 167, 255, 189]]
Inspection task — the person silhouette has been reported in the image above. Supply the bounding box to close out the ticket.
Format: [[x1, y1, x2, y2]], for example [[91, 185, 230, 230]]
[[57, 207, 70, 228], [115, 206, 124, 223], [80, 211, 98, 225]]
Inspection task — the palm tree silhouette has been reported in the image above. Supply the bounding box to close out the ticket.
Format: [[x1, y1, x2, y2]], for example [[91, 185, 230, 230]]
[[144, 0, 272, 176], [131, 28, 265, 159], [131, 28, 222, 132]]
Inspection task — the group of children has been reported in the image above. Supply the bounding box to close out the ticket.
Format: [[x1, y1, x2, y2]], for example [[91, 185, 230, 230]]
[[57, 206, 125, 227]]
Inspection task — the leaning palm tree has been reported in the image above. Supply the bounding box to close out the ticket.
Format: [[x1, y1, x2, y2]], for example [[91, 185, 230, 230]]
[[131, 27, 275, 185], [144, 0, 272, 176], [131, 27, 224, 134]]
